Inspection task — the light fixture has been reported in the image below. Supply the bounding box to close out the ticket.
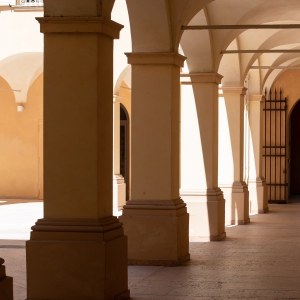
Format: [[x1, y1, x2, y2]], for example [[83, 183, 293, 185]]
[[17, 104, 24, 112]]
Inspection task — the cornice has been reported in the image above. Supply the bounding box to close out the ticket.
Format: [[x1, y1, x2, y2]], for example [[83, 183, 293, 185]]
[[126, 52, 186, 67], [36, 17, 123, 39]]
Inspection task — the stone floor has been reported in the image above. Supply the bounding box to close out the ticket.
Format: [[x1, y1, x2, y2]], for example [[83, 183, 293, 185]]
[[1, 199, 300, 299]]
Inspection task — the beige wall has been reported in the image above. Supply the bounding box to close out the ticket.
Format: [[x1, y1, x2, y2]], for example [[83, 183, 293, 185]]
[[0, 74, 43, 198]]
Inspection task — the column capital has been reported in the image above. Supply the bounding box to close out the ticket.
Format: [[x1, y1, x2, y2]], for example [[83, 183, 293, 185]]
[[249, 94, 265, 102], [125, 52, 186, 67], [219, 86, 247, 96], [181, 72, 223, 84], [36, 16, 123, 39]]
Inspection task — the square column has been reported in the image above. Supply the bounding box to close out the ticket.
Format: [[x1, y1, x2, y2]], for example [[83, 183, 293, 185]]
[[180, 73, 226, 241], [26, 2, 130, 300], [219, 87, 250, 225], [119, 52, 190, 266], [247, 95, 268, 213], [0, 258, 13, 300]]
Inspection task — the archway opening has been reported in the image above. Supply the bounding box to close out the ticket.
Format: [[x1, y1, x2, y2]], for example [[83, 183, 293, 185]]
[[290, 99, 300, 197], [120, 104, 130, 200]]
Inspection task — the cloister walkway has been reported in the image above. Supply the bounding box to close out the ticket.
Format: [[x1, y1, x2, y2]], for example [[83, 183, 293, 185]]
[[1, 199, 300, 300]]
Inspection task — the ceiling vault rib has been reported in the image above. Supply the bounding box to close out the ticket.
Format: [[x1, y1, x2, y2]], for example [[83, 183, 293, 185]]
[[182, 24, 300, 30], [222, 50, 300, 54]]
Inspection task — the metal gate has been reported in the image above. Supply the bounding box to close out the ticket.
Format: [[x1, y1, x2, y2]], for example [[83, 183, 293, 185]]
[[263, 89, 287, 203]]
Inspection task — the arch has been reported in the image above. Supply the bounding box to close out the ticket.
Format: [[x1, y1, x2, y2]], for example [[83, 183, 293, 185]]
[[126, 0, 214, 52], [180, 8, 214, 72], [218, 38, 242, 86], [114, 65, 131, 95], [0, 52, 43, 104]]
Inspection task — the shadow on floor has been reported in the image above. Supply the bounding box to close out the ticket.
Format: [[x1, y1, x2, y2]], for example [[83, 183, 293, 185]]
[[0, 199, 43, 206]]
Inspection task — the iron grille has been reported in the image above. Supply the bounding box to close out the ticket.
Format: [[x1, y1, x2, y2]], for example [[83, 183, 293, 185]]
[[263, 89, 287, 203]]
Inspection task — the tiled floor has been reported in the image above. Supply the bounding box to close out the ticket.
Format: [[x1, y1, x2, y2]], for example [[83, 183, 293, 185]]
[[1, 199, 300, 299]]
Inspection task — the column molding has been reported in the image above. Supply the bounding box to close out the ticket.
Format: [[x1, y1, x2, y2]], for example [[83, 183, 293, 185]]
[[249, 94, 265, 102], [219, 86, 247, 95], [126, 52, 186, 67], [36, 17, 123, 38], [181, 72, 223, 84]]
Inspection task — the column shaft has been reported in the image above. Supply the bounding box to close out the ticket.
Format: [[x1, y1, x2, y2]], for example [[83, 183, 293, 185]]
[[119, 52, 190, 266], [247, 95, 268, 213], [218, 87, 250, 225], [26, 2, 129, 299], [180, 73, 226, 241]]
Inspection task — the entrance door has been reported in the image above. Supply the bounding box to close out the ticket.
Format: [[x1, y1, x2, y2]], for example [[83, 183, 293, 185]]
[[290, 100, 300, 195]]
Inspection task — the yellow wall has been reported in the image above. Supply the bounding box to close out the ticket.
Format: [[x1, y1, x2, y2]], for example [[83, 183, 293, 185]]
[[0, 74, 43, 198], [270, 69, 300, 200], [119, 81, 131, 118], [272, 69, 300, 116]]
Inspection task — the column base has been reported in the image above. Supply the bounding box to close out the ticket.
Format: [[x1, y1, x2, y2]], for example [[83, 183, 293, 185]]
[[248, 178, 268, 214], [221, 181, 250, 225], [180, 188, 226, 241], [0, 260, 13, 300], [119, 198, 190, 266], [26, 217, 129, 300], [113, 175, 126, 213]]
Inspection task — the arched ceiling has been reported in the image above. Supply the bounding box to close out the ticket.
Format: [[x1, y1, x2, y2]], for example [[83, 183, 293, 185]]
[[175, 0, 300, 92]]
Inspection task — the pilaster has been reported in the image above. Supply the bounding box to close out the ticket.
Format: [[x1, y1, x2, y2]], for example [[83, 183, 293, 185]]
[[218, 86, 250, 225], [247, 95, 268, 213], [119, 52, 190, 265], [180, 73, 226, 241], [26, 3, 129, 299]]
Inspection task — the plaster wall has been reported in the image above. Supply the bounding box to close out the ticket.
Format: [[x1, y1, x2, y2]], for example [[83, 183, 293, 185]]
[[272, 69, 300, 117], [0, 10, 43, 60], [271, 69, 300, 200], [0, 74, 43, 198]]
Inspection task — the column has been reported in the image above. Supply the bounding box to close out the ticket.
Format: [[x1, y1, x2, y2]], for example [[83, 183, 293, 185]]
[[26, 2, 130, 299], [180, 73, 226, 241], [0, 258, 13, 300], [119, 52, 190, 266], [247, 95, 268, 213], [113, 96, 126, 214], [218, 87, 250, 225]]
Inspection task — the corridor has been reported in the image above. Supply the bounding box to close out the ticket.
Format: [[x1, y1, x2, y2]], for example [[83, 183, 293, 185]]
[[1, 200, 300, 299]]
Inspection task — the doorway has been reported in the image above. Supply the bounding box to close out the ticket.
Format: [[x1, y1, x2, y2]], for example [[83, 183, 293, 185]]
[[290, 100, 300, 196], [120, 104, 130, 200]]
